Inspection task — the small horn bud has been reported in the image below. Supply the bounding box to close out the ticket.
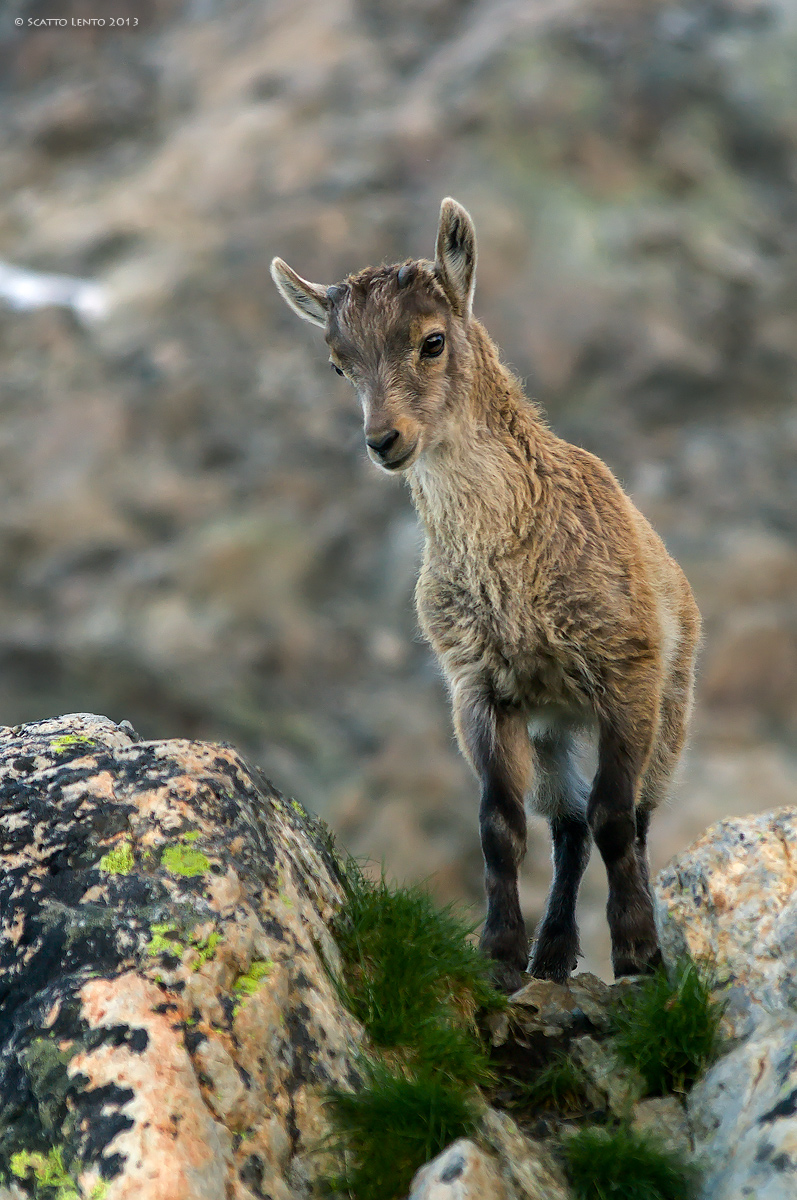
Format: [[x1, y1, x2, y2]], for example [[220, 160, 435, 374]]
[[326, 284, 346, 305], [397, 263, 414, 289]]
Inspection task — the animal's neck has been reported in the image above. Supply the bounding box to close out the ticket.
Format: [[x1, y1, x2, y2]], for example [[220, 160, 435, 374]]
[[408, 321, 550, 555]]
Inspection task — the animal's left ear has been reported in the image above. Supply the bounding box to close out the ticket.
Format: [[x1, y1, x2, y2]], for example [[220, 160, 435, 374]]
[[435, 197, 477, 319]]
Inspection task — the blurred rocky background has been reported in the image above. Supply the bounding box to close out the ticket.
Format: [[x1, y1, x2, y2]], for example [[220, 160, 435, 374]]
[[0, 0, 795, 974]]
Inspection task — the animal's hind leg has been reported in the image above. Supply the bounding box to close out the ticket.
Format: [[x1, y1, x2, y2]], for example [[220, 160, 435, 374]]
[[589, 697, 662, 979], [636, 631, 697, 892], [453, 688, 531, 991], [528, 731, 591, 983]]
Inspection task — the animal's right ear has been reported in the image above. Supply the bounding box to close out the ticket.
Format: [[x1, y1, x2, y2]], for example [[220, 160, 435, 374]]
[[270, 257, 329, 328]]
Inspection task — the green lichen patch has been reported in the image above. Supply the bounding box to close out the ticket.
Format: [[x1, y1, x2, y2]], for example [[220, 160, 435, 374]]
[[560, 1123, 697, 1200], [50, 734, 99, 756], [191, 931, 222, 970], [20, 1038, 78, 1138], [611, 960, 725, 1096], [161, 845, 210, 878], [146, 918, 222, 970], [8, 1145, 93, 1198], [146, 923, 185, 958], [98, 841, 134, 875], [233, 959, 272, 1000], [181, 830, 202, 843]]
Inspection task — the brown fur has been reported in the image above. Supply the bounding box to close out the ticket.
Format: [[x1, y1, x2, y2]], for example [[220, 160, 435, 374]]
[[271, 199, 701, 988]]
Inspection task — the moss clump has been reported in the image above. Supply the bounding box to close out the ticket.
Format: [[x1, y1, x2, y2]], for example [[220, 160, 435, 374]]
[[326, 1059, 481, 1200], [612, 960, 724, 1095], [561, 1124, 697, 1200], [326, 861, 504, 1200], [98, 841, 134, 875], [509, 1053, 592, 1114], [161, 845, 210, 878]]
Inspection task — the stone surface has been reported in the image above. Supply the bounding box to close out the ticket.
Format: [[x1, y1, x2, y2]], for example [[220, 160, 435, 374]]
[[407, 1140, 508, 1200], [477, 1109, 570, 1200], [488, 973, 643, 1121], [655, 806, 797, 1197], [408, 1109, 571, 1200], [569, 1036, 643, 1118], [0, 713, 362, 1199], [656, 807, 797, 1038], [490, 973, 629, 1054], [688, 1015, 797, 1200], [631, 1097, 692, 1158]]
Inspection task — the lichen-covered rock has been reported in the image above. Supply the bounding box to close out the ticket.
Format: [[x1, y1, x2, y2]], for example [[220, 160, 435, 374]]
[[688, 1015, 797, 1200], [0, 713, 363, 1199], [655, 806, 797, 1198], [655, 807, 797, 1038]]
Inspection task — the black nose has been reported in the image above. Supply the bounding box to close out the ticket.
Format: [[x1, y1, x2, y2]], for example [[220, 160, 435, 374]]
[[366, 429, 400, 458]]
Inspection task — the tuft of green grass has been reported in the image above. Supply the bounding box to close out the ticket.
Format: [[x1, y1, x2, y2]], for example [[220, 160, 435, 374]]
[[612, 960, 724, 1095], [333, 862, 503, 1053], [561, 1124, 696, 1200], [324, 861, 505, 1200], [325, 1059, 482, 1200], [509, 1053, 592, 1114]]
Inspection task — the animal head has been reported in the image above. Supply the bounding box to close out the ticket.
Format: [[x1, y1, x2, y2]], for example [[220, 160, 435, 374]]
[[271, 198, 477, 473]]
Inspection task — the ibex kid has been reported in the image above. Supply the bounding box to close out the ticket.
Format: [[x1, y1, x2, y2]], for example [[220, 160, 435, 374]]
[[271, 199, 701, 988]]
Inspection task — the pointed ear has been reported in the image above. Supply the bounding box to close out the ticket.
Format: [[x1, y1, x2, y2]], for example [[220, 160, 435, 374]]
[[270, 257, 329, 328], [435, 197, 477, 318]]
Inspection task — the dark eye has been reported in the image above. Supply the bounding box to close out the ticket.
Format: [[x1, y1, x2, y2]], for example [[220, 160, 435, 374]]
[[421, 332, 445, 358], [330, 362, 345, 377]]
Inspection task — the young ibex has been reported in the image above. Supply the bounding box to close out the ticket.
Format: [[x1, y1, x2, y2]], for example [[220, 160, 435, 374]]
[[272, 199, 700, 987]]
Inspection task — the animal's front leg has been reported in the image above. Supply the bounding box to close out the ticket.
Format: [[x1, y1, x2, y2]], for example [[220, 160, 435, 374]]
[[453, 689, 531, 989]]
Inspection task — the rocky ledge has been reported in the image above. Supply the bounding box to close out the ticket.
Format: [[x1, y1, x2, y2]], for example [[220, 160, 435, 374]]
[[0, 712, 794, 1200]]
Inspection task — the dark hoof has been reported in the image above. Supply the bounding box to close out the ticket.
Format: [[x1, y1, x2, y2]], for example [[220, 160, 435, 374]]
[[489, 960, 527, 994], [528, 926, 580, 983], [479, 925, 528, 975], [527, 950, 578, 985]]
